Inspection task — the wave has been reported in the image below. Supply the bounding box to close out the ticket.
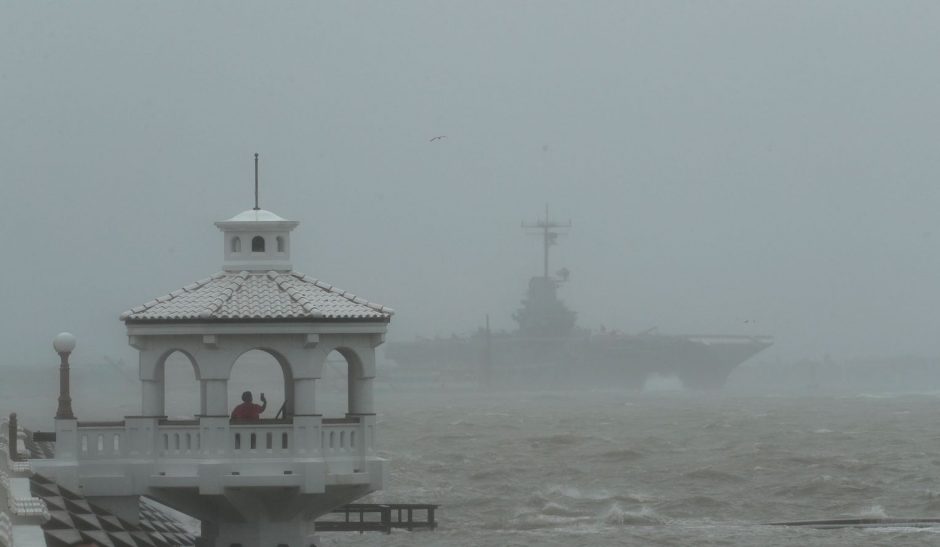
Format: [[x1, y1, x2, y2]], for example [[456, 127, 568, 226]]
[[467, 469, 512, 481], [588, 448, 646, 462], [783, 453, 875, 472], [529, 485, 652, 510], [856, 504, 889, 518], [600, 503, 666, 526], [501, 500, 665, 531], [659, 495, 732, 514], [540, 501, 584, 517], [773, 475, 881, 498], [784, 454, 833, 465], [542, 485, 617, 501], [502, 513, 596, 531], [681, 468, 746, 483], [832, 458, 876, 472], [526, 433, 591, 449]]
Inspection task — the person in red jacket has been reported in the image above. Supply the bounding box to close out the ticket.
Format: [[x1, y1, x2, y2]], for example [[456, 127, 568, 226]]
[[231, 390, 266, 420]]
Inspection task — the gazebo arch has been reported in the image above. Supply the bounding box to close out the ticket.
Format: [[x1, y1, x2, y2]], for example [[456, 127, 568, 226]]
[[160, 349, 202, 418], [317, 349, 350, 418], [227, 347, 295, 418], [156, 348, 199, 376], [316, 344, 376, 416], [138, 348, 201, 418]]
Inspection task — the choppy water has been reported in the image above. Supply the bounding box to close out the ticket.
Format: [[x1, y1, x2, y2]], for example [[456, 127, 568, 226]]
[[327, 388, 940, 546], [7, 368, 940, 546]]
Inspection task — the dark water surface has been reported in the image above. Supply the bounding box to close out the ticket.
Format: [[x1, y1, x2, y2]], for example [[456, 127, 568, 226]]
[[335, 388, 940, 546], [7, 369, 940, 546]]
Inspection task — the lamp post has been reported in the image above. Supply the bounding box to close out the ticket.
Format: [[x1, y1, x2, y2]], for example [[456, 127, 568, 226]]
[[53, 332, 76, 420], [8, 412, 17, 461]]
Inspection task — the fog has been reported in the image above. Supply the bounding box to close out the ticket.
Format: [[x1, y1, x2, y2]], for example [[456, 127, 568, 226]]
[[3, 2, 940, 372]]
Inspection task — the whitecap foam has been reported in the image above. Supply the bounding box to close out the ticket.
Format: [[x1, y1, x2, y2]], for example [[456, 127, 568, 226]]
[[857, 504, 889, 518], [540, 501, 583, 517], [543, 485, 617, 501], [600, 503, 665, 526], [505, 511, 595, 530]]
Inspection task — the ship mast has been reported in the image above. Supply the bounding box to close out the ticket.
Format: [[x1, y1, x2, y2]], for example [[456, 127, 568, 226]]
[[522, 204, 571, 279]]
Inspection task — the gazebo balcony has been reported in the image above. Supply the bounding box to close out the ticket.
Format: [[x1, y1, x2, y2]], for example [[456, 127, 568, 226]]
[[56, 415, 380, 495]]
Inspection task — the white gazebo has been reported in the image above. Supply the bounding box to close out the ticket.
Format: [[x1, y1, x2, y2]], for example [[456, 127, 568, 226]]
[[34, 205, 393, 547]]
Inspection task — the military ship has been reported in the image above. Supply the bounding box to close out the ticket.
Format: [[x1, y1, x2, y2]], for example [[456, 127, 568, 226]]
[[385, 209, 773, 389]]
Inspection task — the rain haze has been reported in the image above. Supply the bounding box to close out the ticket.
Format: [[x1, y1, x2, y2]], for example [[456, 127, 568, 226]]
[[5, 2, 940, 546], [4, 2, 940, 367]]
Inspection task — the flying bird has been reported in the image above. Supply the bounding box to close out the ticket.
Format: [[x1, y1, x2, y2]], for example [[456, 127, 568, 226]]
[[429, 135, 447, 142]]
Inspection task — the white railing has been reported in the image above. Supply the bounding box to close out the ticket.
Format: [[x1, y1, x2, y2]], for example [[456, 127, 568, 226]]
[[77, 422, 126, 459], [158, 422, 201, 458], [229, 422, 293, 458], [74, 417, 369, 466], [321, 418, 367, 474], [321, 421, 361, 455]]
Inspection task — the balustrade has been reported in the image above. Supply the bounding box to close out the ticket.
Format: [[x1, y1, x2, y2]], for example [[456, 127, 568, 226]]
[[321, 421, 360, 454], [158, 421, 201, 458], [73, 417, 369, 471], [229, 420, 293, 458], [321, 417, 367, 474], [76, 422, 125, 459]]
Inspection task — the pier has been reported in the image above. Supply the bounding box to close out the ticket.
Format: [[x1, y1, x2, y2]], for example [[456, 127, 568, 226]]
[[316, 503, 439, 533]]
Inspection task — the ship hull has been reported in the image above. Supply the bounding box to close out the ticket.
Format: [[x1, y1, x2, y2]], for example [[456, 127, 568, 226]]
[[384, 333, 772, 390]]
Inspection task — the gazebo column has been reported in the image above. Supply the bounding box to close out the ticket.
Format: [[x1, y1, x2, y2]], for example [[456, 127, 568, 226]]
[[141, 379, 165, 416], [292, 378, 323, 462], [198, 376, 231, 458], [293, 378, 318, 416], [348, 348, 376, 416], [137, 347, 166, 417], [203, 379, 229, 416], [348, 377, 374, 415]]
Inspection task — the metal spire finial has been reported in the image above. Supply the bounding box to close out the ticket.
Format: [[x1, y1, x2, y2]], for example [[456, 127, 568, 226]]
[[253, 153, 260, 211]]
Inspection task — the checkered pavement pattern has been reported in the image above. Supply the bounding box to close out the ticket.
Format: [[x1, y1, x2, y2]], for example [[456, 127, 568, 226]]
[[31, 474, 197, 547], [139, 498, 197, 546]]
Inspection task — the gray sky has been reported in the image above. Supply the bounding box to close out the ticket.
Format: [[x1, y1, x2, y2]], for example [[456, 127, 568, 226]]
[[3, 2, 940, 367]]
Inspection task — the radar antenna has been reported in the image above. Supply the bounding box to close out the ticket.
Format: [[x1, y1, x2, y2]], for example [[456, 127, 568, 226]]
[[522, 204, 571, 279]]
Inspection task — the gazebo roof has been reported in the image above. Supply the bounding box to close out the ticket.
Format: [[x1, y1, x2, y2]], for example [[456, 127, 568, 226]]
[[120, 270, 394, 322]]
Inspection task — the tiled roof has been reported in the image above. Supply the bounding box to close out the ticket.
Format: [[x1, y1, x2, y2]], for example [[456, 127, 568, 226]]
[[120, 271, 394, 322]]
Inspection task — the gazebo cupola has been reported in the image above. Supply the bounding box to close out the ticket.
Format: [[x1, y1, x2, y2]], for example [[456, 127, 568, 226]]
[[216, 208, 299, 272]]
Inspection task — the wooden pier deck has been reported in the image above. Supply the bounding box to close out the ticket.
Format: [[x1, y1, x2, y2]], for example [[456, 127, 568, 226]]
[[315, 503, 439, 533]]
